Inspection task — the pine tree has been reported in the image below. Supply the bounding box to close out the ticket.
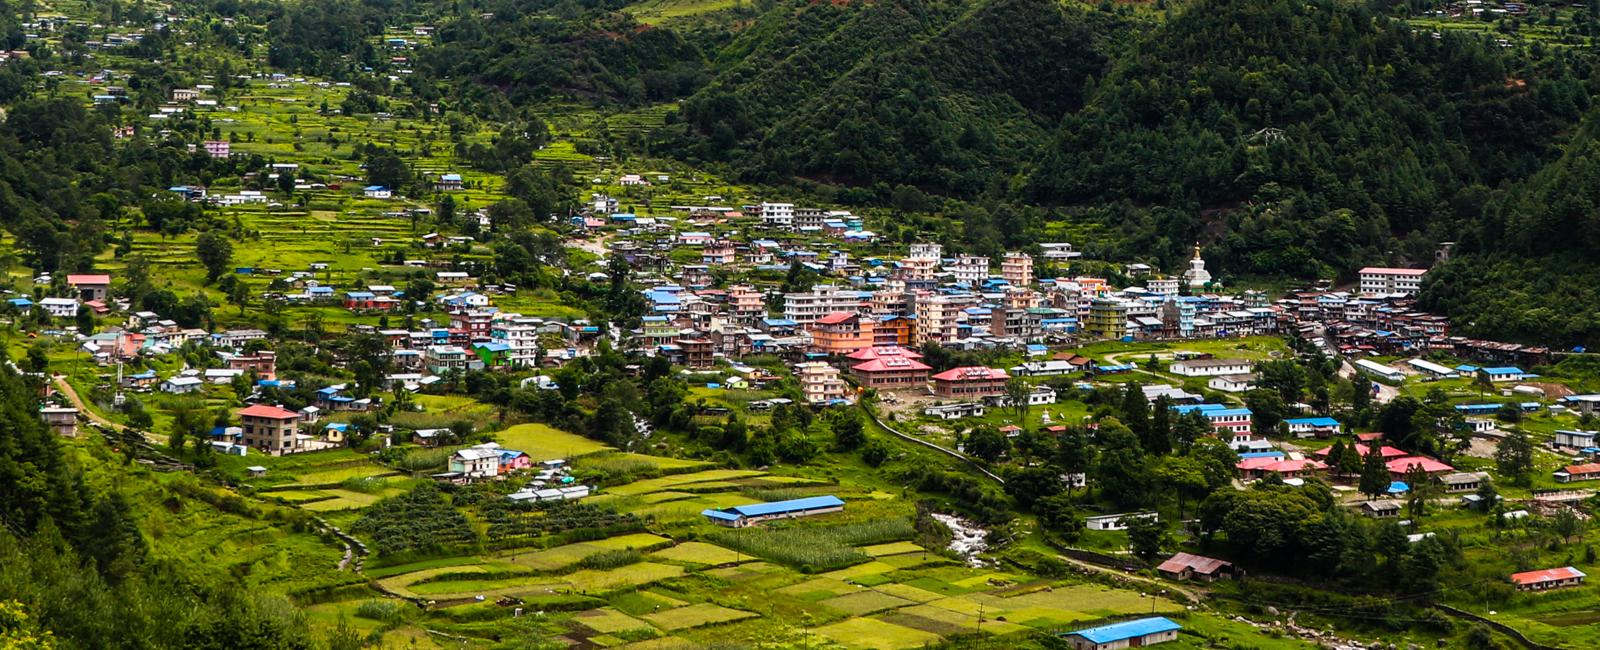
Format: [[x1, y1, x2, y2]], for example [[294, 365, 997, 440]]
[[1359, 445, 1388, 499]]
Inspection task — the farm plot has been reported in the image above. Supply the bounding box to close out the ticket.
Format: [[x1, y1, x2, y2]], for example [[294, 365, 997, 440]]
[[604, 469, 771, 496], [495, 423, 613, 461], [649, 542, 748, 566], [812, 617, 943, 650], [709, 518, 916, 572], [573, 608, 655, 635], [642, 603, 759, 631]]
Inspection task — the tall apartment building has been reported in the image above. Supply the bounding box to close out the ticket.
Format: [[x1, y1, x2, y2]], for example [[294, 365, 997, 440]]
[[913, 292, 981, 346], [238, 404, 301, 455], [947, 255, 990, 285], [784, 285, 865, 325], [727, 285, 767, 324], [490, 315, 544, 366], [1086, 298, 1129, 340], [1001, 252, 1033, 287], [794, 207, 826, 230]]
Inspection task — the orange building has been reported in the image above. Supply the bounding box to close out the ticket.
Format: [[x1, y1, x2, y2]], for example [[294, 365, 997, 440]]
[[875, 315, 914, 347], [808, 312, 876, 355]]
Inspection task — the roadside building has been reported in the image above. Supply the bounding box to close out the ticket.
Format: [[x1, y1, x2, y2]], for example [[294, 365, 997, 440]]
[[1510, 567, 1586, 592]]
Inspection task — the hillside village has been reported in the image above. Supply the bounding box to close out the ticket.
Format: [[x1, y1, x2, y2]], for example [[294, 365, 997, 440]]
[[10, 0, 1600, 649]]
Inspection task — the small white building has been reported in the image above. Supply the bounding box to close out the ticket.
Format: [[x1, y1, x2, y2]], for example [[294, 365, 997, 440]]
[[1169, 358, 1253, 377], [1083, 512, 1158, 531]]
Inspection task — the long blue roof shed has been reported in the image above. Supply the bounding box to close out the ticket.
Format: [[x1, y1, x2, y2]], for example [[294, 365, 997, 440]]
[[701, 495, 844, 526], [1061, 617, 1183, 647]]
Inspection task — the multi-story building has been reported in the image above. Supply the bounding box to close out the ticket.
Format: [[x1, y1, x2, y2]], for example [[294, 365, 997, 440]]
[[204, 139, 230, 158], [426, 345, 473, 374], [850, 354, 932, 391], [797, 362, 848, 404], [931, 366, 1010, 398], [678, 338, 714, 368], [727, 285, 766, 324], [1085, 298, 1128, 340], [491, 315, 544, 366], [702, 241, 736, 265], [1358, 267, 1427, 295], [913, 292, 980, 346], [794, 207, 826, 230], [238, 404, 301, 455], [39, 406, 78, 437], [909, 243, 942, 259], [451, 309, 495, 342], [808, 312, 877, 355], [784, 285, 865, 325], [1147, 277, 1180, 296], [948, 255, 990, 285], [760, 202, 794, 227], [1001, 252, 1033, 287]]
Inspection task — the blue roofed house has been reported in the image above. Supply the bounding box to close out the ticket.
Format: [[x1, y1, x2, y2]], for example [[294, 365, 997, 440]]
[[363, 185, 392, 199], [436, 173, 463, 191], [1060, 617, 1183, 650], [701, 495, 845, 528], [1483, 367, 1528, 382]]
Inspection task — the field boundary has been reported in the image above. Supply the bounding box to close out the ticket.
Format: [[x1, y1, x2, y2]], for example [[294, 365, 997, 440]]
[[862, 404, 1004, 485]]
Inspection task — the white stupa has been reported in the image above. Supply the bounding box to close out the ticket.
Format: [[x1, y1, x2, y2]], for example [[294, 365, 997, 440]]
[[1182, 243, 1212, 289]]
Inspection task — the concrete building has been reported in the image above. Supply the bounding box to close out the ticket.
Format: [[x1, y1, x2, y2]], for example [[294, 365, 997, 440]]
[[759, 202, 794, 227], [797, 362, 848, 404], [931, 366, 1009, 398], [784, 285, 865, 325], [1358, 267, 1427, 295], [238, 404, 301, 455], [808, 312, 876, 355], [1001, 252, 1033, 287], [1085, 298, 1128, 340], [40, 406, 78, 437]]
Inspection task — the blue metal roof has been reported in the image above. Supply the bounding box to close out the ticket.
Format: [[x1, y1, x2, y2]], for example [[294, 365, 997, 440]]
[[1286, 417, 1340, 427], [1484, 367, 1525, 375], [721, 495, 844, 519], [1063, 617, 1182, 644], [701, 509, 741, 521]]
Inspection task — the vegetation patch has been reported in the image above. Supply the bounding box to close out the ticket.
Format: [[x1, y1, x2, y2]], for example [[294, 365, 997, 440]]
[[811, 617, 943, 650], [641, 603, 759, 630], [709, 518, 916, 572]]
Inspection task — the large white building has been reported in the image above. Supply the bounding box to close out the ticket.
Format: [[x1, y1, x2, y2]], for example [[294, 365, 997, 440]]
[[1358, 267, 1427, 295], [760, 202, 794, 227], [947, 255, 990, 285], [490, 315, 544, 366], [784, 285, 865, 325]]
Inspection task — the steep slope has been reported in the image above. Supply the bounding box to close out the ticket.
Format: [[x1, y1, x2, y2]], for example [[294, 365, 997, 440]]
[[668, 0, 1113, 195], [1024, 0, 1578, 277], [1419, 114, 1600, 347]]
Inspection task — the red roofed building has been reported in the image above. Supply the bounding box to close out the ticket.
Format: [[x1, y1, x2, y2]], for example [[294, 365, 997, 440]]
[[67, 273, 111, 302], [1510, 566, 1586, 591], [851, 355, 932, 391], [238, 404, 301, 455], [846, 346, 923, 362], [1386, 456, 1455, 479], [1554, 463, 1600, 483], [1237, 457, 1328, 481], [931, 366, 1009, 398], [1314, 443, 1407, 460], [808, 312, 876, 355], [1157, 552, 1236, 581]]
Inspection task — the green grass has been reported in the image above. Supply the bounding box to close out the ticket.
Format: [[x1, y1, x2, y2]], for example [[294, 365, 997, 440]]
[[710, 518, 916, 572], [641, 603, 759, 630], [812, 617, 943, 650], [494, 423, 614, 461], [650, 542, 748, 566]]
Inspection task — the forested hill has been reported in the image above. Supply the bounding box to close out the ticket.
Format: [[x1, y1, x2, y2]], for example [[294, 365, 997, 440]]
[[1420, 112, 1600, 347], [1023, 0, 1583, 278], [665, 0, 1115, 196]]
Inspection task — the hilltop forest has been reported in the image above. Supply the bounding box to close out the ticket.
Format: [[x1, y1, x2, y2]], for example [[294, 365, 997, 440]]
[[8, 0, 1600, 341]]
